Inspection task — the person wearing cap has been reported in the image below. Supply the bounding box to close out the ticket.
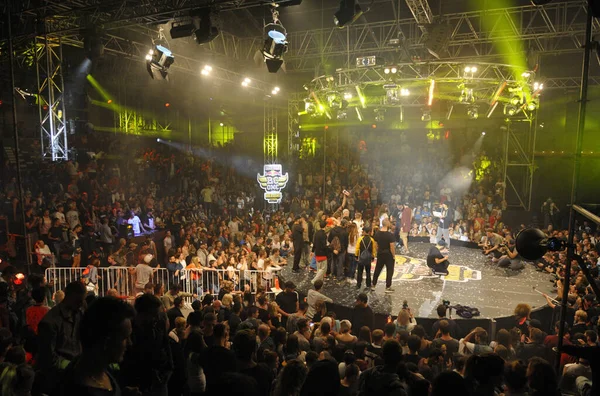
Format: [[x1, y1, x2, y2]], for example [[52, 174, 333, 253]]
[[196, 240, 209, 268], [427, 240, 449, 275]]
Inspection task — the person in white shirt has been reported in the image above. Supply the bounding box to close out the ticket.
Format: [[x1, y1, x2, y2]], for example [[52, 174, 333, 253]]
[[306, 280, 333, 320], [128, 212, 145, 236], [65, 202, 80, 230]]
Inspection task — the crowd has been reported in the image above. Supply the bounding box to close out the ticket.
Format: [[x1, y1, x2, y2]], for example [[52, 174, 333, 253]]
[[0, 132, 598, 395]]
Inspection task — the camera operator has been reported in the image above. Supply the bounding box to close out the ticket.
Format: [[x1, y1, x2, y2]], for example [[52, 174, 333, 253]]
[[482, 228, 505, 260], [497, 239, 524, 273], [427, 240, 450, 275]]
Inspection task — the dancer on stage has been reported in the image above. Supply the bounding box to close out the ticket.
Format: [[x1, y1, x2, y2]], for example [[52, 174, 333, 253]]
[[435, 202, 452, 247], [372, 219, 396, 293]]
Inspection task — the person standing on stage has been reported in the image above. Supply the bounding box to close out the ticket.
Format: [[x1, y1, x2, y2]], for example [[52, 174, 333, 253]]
[[399, 203, 412, 255], [355, 225, 376, 291], [372, 219, 396, 293], [436, 202, 452, 247], [312, 220, 329, 284]]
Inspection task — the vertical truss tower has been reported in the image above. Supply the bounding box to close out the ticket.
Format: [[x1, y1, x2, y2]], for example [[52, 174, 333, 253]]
[[36, 36, 69, 161], [503, 116, 537, 211], [264, 100, 278, 164]]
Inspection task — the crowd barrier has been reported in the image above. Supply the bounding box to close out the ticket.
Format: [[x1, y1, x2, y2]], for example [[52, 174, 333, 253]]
[[44, 266, 281, 301]]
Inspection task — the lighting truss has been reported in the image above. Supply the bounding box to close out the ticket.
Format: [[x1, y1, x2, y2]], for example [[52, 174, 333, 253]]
[[36, 36, 69, 161], [264, 100, 278, 165]]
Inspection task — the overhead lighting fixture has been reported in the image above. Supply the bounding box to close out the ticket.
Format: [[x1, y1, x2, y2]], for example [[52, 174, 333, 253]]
[[241, 77, 251, 87], [533, 82, 544, 91], [201, 65, 212, 76], [334, 0, 363, 28], [391, 66, 397, 74], [521, 71, 532, 78], [271, 86, 281, 95], [261, 9, 288, 73], [146, 45, 175, 80], [343, 92, 353, 100], [464, 66, 478, 74], [337, 110, 347, 120], [374, 108, 385, 122], [384, 67, 390, 74], [467, 106, 479, 119], [504, 104, 518, 116], [400, 88, 410, 97], [170, 20, 196, 40], [194, 9, 220, 44], [527, 99, 539, 111]]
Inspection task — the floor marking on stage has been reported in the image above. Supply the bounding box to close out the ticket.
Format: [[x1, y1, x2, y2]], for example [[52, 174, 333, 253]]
[[371, 255, 482, 283]]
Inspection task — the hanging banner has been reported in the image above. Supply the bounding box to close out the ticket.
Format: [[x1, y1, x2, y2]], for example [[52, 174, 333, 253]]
[[257, 164, 289, 204]]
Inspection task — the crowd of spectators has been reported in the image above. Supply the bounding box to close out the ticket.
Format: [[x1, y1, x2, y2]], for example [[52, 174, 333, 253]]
[[0, 133, 598, 395]]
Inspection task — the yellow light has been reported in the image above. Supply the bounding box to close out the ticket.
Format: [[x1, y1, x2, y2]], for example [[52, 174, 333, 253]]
[[428, 79, 435, 106]]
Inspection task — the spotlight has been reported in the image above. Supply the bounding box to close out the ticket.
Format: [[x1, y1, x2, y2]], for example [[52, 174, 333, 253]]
[[481, 131, 486, 136], [241, 77, 251, 87], [384, 67, 390, 74], [527, 99, 539, 111], [467, 106, 479, 119], [400, 88, 410, 97], [521, 71, 532, 78], [464, 66, 471, 73], [374, 108, 385, 122], [533, 82, 544, 91], [391, 66, 397, 74], [165, 102, 170, 107], [343, 92, 353, 100], [504, 104, 517, 116], [219, 122, 224, 126], [261, 14, 288, 73], [334, 0, 363, 28], [201, 65, 212, 76], [305, 100, 317, 115], [107, 99, 112, 104], [146, 45, 175, 80], [510, 93, 522, 106], [194, 9, 220, 44], [157, 138, 161, 142], [337, 111, 347, 120]]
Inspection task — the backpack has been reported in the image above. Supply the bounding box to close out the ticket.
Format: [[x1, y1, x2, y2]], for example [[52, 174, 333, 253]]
[[359, 237, 373, 263]]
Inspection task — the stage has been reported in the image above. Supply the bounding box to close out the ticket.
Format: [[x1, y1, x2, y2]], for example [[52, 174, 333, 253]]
[[279, 242, 556, 319]]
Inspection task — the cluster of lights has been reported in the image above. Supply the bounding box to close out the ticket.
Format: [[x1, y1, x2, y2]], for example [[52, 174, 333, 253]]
[[383, 66, 398, 74], [271, 86, 280, 95], [145, 49, 154, 61], [533, 82, 544, 91], [467, 106, 479, 119], [343, 92, 353, 100], [241, 77, 251, 87], [464, 66, 478, 74], [201, 65, 212, 76], [401, 88, 410, 97]]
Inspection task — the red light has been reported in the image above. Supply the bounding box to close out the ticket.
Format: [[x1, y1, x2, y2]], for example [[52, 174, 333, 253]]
[[0, 100, 3, 105], [445, 130, 450, 139], [165, 103, 170, 107], [372, 124, 377, 129], [14, 273, 25, 285], [43, 105, 48, 110], [107, 99, 112, 104], [324, 125, 329, 130]]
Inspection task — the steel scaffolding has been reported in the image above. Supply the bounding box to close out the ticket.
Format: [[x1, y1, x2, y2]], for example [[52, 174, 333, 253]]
[[36, 36, 69, 161], [503, 117, 537, 211], [264, 100, 278, 165]]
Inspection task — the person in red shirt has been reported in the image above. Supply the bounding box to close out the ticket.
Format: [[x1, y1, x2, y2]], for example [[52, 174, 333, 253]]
[[26, 287, 50, 334]]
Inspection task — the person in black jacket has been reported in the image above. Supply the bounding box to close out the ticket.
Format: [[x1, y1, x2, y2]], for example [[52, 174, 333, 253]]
[[351, 293, 374, 336], [328, 219, 349, 282], [292, 217, 304, 272], [312, 220, 329, 284]]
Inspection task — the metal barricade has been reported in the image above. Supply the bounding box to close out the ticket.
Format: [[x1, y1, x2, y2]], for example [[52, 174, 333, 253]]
[[45, 266, 281, 299]]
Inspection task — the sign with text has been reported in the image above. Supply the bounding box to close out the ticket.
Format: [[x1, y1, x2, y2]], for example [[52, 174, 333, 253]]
[[257, 164, 289, 204]]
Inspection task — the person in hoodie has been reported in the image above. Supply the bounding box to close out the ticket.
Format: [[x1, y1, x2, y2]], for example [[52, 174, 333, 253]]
[[357, 339, 408, 396]]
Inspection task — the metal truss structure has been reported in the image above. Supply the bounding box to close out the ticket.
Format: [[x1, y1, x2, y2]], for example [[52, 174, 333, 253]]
[[404, 0, 434, 29], [36, 37, 69, 161], [264, 99, 278, 165], [280, 1, 598, 72], [503, 119, 537, 211]]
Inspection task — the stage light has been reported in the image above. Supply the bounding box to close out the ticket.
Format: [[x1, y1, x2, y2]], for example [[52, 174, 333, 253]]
[[391, 66, 397, 74], [334, 0, 363, 28], [343, 92, 353, 100], [515, 227, 566, 260], [107, 99, 112, 104], [510, 93, 522, 106], [374, 108, 385, 122], [146, 45, 175, 80], [384, 67, 390, 74], [533, 82, 544, 91], [521, 71, 531, 78], [305, 100, 316, 115], [241, 77, 251, 87], [481, 131, 486, 136], [467, 106, 479, 119], [219, 122, 224, 126], [157, 138, 161, 142], [336, 111, 347, 120], [261, 11, 288, 73], [400, 88, 410, 97], [194, 9, 220, 44], [464, 65, 477, 74], [201, 65, 212, 76], [527, 99, 539, 111], [14, 273, 25, 286], [165, 102, 170, 107]]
